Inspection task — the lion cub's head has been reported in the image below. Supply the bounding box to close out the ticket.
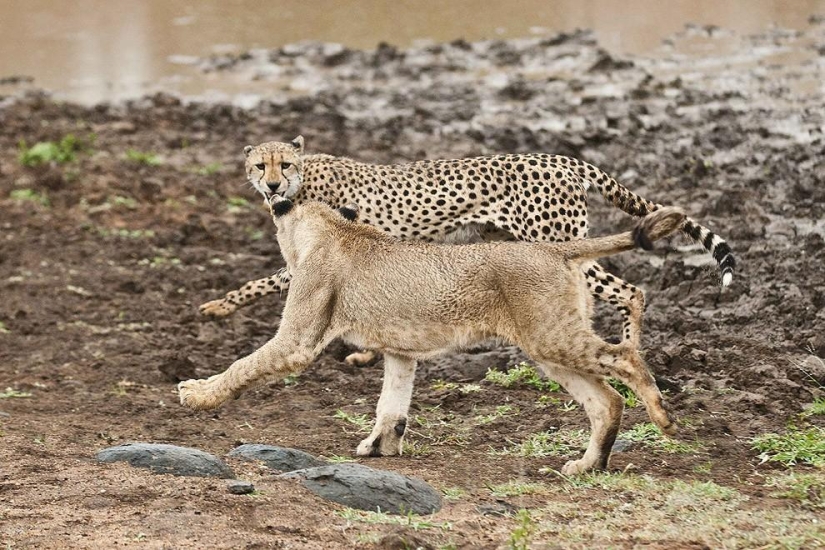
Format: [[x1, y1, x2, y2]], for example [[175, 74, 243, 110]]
[[244, 136, 305, 201], [269, 197, 359, 266]]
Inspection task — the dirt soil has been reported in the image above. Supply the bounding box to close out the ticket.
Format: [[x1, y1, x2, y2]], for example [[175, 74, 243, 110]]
[[2, 23, 825, 550]]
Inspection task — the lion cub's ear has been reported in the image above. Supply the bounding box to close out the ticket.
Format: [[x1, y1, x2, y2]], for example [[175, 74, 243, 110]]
[[291, 136, 304, 153], [271, 198, 294, 217], [337, 203, 359, 222], [243, 145, 254, 157]]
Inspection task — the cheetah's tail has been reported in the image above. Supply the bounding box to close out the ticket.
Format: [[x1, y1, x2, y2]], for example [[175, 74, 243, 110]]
[[577, 160, 735, 287]]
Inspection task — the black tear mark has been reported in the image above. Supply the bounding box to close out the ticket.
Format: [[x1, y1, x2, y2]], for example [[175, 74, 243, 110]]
[[394, 418, 407, 437]]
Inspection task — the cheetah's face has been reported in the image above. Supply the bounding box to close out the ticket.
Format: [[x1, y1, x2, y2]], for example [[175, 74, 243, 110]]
[[244, 136, 305, 201]]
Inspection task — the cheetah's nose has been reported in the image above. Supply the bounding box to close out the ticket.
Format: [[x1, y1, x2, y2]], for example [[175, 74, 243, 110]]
[[266, 183, 279, 194]]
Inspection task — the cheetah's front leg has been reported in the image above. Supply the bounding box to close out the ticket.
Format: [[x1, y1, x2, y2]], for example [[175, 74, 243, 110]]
[[199, 267, 292, 317]]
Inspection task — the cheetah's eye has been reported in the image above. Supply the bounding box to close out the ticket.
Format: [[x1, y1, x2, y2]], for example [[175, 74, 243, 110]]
[[281, 162, 292, 170], [255, 163, 265, 171]]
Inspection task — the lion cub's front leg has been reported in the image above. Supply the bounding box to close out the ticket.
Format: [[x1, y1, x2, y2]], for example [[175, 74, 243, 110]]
[[178, 335, 316, 411], [356, 354, 416, 457], [178, 373, 235, 411]]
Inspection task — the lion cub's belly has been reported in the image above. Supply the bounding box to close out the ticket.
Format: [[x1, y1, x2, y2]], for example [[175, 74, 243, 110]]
[[341, 322, 495, 360]]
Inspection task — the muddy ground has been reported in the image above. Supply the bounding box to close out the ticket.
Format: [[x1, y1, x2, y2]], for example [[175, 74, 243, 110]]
[[1, 22, 825, 550]]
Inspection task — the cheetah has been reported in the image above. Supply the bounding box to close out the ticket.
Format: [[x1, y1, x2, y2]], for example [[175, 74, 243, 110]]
[[200, 137, 735, 354], [180, 198, 687, 474]]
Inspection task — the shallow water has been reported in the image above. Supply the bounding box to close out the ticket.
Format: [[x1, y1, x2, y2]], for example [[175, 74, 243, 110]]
[[0, 0, 823, 103]]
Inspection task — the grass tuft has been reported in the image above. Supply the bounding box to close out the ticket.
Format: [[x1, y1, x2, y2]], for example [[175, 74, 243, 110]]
[[765, 471, 825, 509], [0, 387, 32, 399], [620, 422, 704, 454], [801, 397, 825, 418], [333, 409, 372, 434], [336, 509, 452, 531], [485, 363, 561, 392], [125, 149, 162, 166], [752, 425, 825, 467], [488, 480, 548, 498], [494, 429, 588, 458], [18, 135, 85, 166]]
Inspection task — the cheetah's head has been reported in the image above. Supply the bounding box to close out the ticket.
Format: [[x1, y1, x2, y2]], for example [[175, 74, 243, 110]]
[[244, 136, 305, 201]]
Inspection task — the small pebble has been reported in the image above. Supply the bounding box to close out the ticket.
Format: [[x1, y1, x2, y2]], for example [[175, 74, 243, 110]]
[[227, 480, 255, 495]]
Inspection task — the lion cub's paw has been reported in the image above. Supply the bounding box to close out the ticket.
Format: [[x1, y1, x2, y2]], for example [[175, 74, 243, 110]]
[[178, 378, 225, 411], [199, 299, 237, 317], [561, 458, 598, 476], [356, 418, 407, 457]]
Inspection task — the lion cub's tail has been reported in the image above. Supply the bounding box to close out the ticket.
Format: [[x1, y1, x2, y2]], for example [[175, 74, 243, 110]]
[[561, 207, 686, 263]]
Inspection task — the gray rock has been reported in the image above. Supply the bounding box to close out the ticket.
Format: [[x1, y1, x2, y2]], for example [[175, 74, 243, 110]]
[[611, 439, 634, 452], [281, 463, 441, 515], [227, 444, 327, 472], [227, 480, 255, 495], [96, 443, 234, 478]]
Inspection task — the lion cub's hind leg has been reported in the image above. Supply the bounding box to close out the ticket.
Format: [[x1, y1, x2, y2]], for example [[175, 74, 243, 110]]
[[356, 354, 416, 457], [536, 364, 624, 475]]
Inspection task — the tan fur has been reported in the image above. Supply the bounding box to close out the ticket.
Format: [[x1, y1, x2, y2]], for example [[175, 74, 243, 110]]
[[201, 139, 736, 366], [180, 201, 685, 474]]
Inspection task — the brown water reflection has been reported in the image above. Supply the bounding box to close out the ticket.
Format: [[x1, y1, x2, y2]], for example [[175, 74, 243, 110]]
[[0, 0, 823, 103]]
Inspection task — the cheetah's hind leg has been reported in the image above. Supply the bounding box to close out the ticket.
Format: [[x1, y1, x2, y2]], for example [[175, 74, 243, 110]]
[[582, 261, 645, 349]]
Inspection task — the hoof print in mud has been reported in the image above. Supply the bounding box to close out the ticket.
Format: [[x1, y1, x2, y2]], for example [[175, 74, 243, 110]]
[[227, 444, 327, 472], [96, 443, 235, 478], [280, 463, 442, 515]]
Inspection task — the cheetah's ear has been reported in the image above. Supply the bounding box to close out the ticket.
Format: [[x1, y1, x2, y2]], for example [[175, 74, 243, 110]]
[[337, 203, 359, 222], [243, 145, 253, 157], [291, 135, 304, 154]]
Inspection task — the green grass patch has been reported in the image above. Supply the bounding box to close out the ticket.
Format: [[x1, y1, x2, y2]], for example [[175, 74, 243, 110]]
[[325, 454, 355, 463], [0, 321, 9, 334], [508, 509, 535, 550], [336, 509, 452, 531], [197, 162, 224, 176], [10, 188, 49, 207], [125, 149, 162, 166], [494, 429, 588, 459], [485, 363, 560, 392], [608, 378, 639, 408], [0, 387, 32, 399], [227, 196, 252, 213], [441, 487, 466, 500], [18, 134, 85, 166], [333, 409, 372, 434], [475, 404, 516, 425], [752, 425, 825, 467], [801, 397, 825, 418], [402, 440, 432, 457], [91, 226, 156, 239], [620, 422, 704, 454], [487, 480, 548, 498], [765, 471, 825, 509]]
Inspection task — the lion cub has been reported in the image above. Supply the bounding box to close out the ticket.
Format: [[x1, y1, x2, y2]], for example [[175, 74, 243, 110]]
[[179, 198, 685, 474]]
